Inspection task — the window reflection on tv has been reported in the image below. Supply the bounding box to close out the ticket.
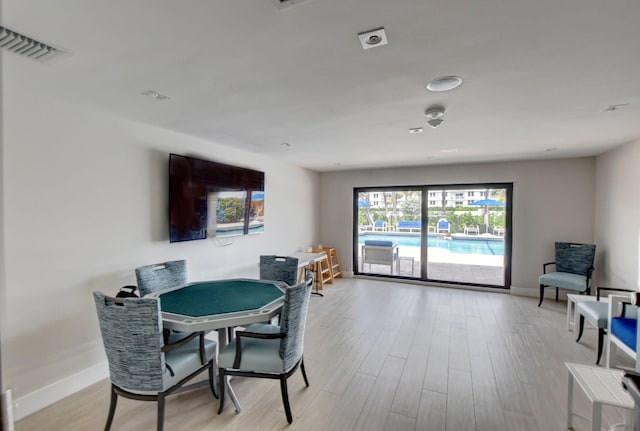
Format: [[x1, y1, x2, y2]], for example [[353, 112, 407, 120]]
[[169, 153, 265, 243]]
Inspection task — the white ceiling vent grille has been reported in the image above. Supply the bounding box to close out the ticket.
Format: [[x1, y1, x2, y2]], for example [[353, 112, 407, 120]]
[[271, 0, 312, 10], [0, 26, 61, 62]]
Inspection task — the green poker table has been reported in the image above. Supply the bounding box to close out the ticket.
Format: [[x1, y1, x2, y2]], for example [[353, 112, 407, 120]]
[[147, 278, 285, 339]]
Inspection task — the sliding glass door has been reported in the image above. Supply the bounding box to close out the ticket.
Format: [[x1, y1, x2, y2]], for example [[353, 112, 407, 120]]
[[356, 188, 423, 278], [354, 183, 512, 288]]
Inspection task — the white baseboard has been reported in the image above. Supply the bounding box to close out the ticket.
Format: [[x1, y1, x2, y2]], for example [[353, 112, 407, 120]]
[[510, 285, 538, 297], [12, 361, 108, 421], [510, 285, 573, 301]]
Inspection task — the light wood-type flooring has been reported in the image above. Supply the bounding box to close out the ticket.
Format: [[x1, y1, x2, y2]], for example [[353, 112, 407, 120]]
[[16, 278, 633, 431]]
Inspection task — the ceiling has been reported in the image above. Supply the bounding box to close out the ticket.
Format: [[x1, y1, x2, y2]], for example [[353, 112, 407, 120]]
[[3, 0, 640, 172]]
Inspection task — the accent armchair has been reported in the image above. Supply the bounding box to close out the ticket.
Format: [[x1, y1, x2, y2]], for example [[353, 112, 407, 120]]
[[538, 242, 596, 307], [606, 293, 640, 371], [217, 274, 313, 424], [575, 286, 635, 364], [93, 292, 217, 431]]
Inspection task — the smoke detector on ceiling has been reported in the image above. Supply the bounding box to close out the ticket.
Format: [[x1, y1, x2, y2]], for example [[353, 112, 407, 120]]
[[425, 106, 445, 128], [357, 27, 388, 50], [0, 26, 63, 62]]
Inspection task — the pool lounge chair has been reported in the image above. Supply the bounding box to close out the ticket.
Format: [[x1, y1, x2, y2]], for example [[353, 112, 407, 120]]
[[464, 225, 479, 235], [361, 240, 399, 274], [373, 220, 387, 231], [397, 220, 421, 232]]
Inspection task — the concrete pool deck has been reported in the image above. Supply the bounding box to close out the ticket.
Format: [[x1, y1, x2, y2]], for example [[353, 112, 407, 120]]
[[358, 246, 505, 286]]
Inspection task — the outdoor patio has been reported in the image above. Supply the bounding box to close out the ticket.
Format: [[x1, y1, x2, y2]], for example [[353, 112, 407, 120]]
[[361, 257, 505, 286]]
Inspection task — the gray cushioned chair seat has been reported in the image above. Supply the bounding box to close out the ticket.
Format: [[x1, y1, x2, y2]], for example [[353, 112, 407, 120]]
[[539, 272, 589, 292], [576, 301, 609, 328], [218, 324, 284, 373]]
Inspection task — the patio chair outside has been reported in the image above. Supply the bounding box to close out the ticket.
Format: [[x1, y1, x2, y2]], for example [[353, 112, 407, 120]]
[[373, 220, 387, 231], [575, 286, 635, 364], [361, 240, 399, 274], [397, 221, 421, 232], [436, 218, 450, 234], [464, 225, 479, 235]]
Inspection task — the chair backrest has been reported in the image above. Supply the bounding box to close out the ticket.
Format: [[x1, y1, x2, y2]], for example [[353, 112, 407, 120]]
[[259, 255, 299, 286], [362, 241, 398, 265], [398, 221, 421, 229], [374, 220, 386, 228], [437, 218, 450, 231], [135, 259, 187, 296], [93, 291, 165, 391], [555, 242, 596, 276], [279, 274, 313, 370]]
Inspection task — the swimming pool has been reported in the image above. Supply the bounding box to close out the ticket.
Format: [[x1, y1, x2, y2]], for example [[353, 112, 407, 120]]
[[359, 234, 504, 256]]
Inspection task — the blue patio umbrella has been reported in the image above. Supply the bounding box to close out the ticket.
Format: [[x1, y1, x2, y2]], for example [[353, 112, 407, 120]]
[[469, 198, 504, 207], [358, 200, 372, 207], [252, 192, 264, 200]]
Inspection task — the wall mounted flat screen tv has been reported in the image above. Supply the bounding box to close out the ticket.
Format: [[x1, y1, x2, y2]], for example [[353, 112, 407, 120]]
[[169, 153, 265, 243]]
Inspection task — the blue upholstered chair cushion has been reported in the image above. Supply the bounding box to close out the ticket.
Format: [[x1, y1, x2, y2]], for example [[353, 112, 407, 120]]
[[576, 301, 609, 328], [364, 240, 394, 247], [611, 317, 638, 351], [538, 272, 589, 292]]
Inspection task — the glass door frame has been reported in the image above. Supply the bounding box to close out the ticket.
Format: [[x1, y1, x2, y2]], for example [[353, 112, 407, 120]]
[[353, 183, 513, 289]]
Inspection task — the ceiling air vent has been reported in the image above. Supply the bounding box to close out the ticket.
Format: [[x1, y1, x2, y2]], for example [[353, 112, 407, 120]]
[[271, 0, 312, 10], [0, 26, 61, 62]]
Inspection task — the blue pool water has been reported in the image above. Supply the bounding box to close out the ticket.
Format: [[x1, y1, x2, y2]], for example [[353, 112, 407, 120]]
[[359, 234, 504, 256]]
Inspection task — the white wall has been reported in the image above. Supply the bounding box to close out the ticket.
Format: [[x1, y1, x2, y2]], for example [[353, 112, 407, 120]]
[[595, 140, 640, 289], [1, 78, 319, 418], [318, 158, 595, 294]]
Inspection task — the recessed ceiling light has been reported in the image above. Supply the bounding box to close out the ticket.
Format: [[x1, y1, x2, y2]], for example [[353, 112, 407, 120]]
[[440, 148, 458, 153], [426, 76, 463, 92], [141, 90, 170, 100], [409, 127, 423, 134], [357, 28, 388, 50], [280, 142, 292, 147]]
